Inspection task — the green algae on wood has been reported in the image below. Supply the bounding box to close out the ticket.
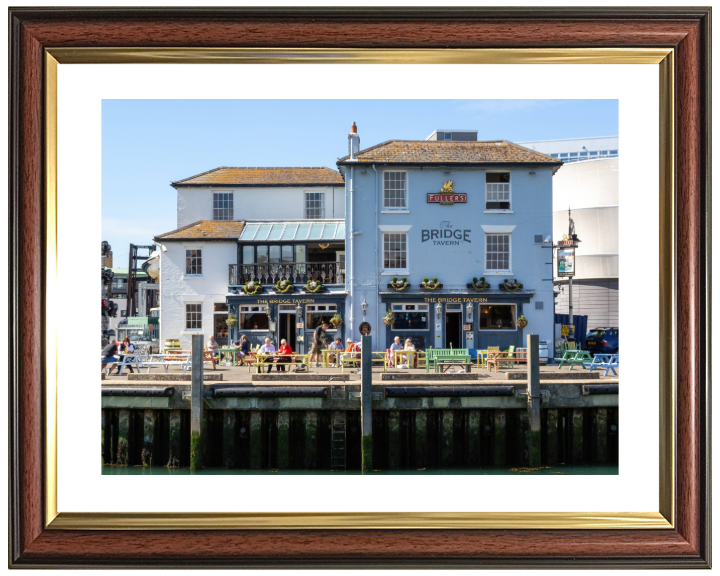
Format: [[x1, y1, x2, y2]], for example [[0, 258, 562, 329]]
[[250, 411, 262, 469], [546, 409, 559, 465], [117, 409, 130, 466], [190, 431, 202, 471], [167, 409, 182, 468], [304, 411, 318, 469], [466, 409, 481, 467], [142, 409, 156, 467], [572, 408, 584, 463], [361, 434, 373, 473], [594, 408, 608, 463], [493, 409, 507, 467], [387, 411, 401, 469], [276, 411, 290, 469], [441, 410, 453, 467], [414, 411, 427, 469], [222, 410, 237, 468]]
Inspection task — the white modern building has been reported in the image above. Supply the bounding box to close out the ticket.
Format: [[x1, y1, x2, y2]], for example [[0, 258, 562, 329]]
[[155, 168, 346, 350], [520, 136, 619, 330]]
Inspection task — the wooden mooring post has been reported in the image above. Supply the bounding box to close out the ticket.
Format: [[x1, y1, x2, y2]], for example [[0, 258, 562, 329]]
[[360, 334, 372, 472], [190, 334, 204, 471], [526, 334, 542, 467]]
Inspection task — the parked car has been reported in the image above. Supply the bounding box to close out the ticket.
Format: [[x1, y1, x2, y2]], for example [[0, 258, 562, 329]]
[[583, 328, 619, 355]]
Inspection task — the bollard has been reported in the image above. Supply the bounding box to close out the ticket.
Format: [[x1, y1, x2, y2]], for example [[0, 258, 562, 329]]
[[360, 334, 372, 472], [190, 334, 204, 471], [526, 334, 542, 467]]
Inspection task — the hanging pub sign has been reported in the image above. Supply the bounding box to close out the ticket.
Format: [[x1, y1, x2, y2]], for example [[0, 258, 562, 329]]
[[427, 181, 466, 205], [557, 247, 576, 277]]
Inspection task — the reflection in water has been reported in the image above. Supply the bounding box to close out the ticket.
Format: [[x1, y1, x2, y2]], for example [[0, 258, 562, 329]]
[[103, 464, 618, 476]]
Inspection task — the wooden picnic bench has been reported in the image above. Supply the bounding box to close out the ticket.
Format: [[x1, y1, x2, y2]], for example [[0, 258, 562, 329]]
[[109, 354, 146, 376], [583, 353, 619, 376], [436, 358, 473, 373], [485, 351, 528, 373], [425, 349, 471, 373], [554, 349, 594, 370]]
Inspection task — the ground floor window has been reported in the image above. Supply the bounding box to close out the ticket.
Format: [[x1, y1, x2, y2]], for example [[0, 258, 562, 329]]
[[391, 303, 429, 330], [185, 303, 202, 330], [306, 304, 338, 330], [479, 304, 516, 330], [239, 305, 269, 331]]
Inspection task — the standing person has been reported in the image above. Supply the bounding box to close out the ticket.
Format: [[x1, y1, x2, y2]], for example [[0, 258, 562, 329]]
[[275, 339, 293, 372], [258, 338, 276, 372], [101, 339, 119, 373], [310, 321, 330, 367], [232, 334, 251, 366]]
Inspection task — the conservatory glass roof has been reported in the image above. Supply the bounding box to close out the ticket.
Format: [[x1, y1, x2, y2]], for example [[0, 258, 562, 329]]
[[239, 220, 346, 242]]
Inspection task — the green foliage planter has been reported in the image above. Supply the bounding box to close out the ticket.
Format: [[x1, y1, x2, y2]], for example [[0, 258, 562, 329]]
[[468, 276, 491, 292], [225, 313, 238, 329], [303, 280, 325, 293], [329, 313, 343, 328], [274, 279, 295, 294], [242, 280, 263, 295], [388, 276, 410, 291], [420, 276, 443, 290], [383, 311, 396, 326], [499, 279, 524, 293]]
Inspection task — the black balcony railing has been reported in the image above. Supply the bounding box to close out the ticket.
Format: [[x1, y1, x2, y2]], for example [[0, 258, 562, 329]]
[[229, 262, 345, 286]]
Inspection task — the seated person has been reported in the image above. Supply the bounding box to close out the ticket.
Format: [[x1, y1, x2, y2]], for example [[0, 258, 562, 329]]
[[403, 338, 416, 366], [101, 340, 118, 373], [232, 334, 251, 366], [258, 338, 276, 372], [327, 337, 343, 366], [207, 335, 221, 359], [275, 339, 293, 372], [340, 338, 358, 366], [387, 336, 403, 367]]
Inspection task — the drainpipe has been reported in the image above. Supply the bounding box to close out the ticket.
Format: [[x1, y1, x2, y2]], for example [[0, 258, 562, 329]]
[[373, 164, 380, 349], [348, 165, 354, 337]]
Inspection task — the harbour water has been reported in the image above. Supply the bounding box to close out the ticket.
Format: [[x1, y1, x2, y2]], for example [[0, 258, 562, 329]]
[[103, 464, 618, 476]]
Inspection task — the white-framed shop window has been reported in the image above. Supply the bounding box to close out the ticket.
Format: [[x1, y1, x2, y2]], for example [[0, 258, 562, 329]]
[[485, 172, 511, 211], [306, 304, 338, 330], [238, 305, 269, 331], [390, 303, 429, 330], [383, 171, 408, 210]]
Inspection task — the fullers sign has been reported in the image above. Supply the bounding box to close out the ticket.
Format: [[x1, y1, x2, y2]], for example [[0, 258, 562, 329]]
[[427, 181, 466, 205], [422, 221, 471, 245]]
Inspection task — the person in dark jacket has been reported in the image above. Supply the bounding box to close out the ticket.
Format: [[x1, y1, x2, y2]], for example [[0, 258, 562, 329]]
[[101, 340, 118, 373]]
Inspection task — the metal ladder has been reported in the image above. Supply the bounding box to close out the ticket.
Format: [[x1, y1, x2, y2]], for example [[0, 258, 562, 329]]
[[330, 384, 347, 470]]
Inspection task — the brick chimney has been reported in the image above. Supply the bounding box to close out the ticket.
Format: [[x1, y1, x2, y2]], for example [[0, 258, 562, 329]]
[[348, 122, 360, 160]]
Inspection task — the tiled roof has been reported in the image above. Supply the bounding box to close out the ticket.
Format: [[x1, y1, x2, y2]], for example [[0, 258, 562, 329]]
[[172, 167, 345, 187], [155, 220, 246, 241], [337, 140, 562, 165]]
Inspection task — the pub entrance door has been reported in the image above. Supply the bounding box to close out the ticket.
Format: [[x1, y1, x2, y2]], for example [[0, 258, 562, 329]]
[[445, 305, 462, 349], [278, 305, 297, 351]]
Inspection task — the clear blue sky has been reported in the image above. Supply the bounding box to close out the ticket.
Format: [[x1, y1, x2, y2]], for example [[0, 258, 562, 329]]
[[102, 99, 618, 265]]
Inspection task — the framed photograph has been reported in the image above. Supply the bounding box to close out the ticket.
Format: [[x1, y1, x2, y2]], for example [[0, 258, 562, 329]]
[[9, 7, 710, 569]]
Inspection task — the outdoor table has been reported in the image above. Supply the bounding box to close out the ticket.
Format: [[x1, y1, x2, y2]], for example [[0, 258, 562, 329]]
[[485, 352, 528, 373], [555, 349, 594, 370], [437, 360, 473, 373], [255, 353, 308, 373], [321, 348, 344, 367], [218, 347, 238, 365], [392, 350, 416, 369]]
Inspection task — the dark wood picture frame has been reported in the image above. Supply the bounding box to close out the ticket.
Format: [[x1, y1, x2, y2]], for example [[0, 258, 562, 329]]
[[9, 7, 710, 568]]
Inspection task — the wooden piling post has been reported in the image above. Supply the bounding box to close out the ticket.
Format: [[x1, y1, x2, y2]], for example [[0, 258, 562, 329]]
[[518, 410, 530, 466], [277, 410, 290, 469], [414, 411, 428, 469], [117, 409, 130, 466], [546, 409, 559, 465], [190, 334, 204, 471], [594, 408, 608, 463], [493, 409, 507, 467], [526, 334, 542, 467], [387, 411, 401, 469], [142, 409, 156, 467], [222, 410, 236, 468], [167, 409, 182, 468], [441, 410, 454, 467], [101, 410, 107, 465], [250, 410, 263, 469], [572, 408, 584, 463], [304, 411, 318, 469], [202, 411, 211, 467], [466, 409, 481, 467], [360, 334, 373, 473]]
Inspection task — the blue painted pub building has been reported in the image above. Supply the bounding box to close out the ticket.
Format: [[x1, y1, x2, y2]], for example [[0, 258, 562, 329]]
[[338, 125, 562, 353]]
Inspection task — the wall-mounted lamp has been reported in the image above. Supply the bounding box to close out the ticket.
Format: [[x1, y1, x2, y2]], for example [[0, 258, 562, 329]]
[[435, 303, 443, 319], [265, 305, 272, 318], [361, 299, 368, 316], [466, 302, 473, 319], [295, 303, 302, 316]]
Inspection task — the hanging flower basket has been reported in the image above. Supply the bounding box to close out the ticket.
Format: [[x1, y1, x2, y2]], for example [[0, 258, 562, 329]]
[[303, 279, 325, 293], [242, 280, 263, 295], [420, 276, 443, 290], [383, 311, 396, 326], [517, 314, 528, 328], [499, 278, 523, 293], [467, 276, 491, 292], [388, 276, 411, 291], [225, 313, 238, 329], [329, 313, 343, 328], [274, 279, 295, 294]]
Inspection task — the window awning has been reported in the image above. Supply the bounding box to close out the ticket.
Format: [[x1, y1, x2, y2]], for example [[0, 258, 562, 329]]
[[239, 221, 345, 242]]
